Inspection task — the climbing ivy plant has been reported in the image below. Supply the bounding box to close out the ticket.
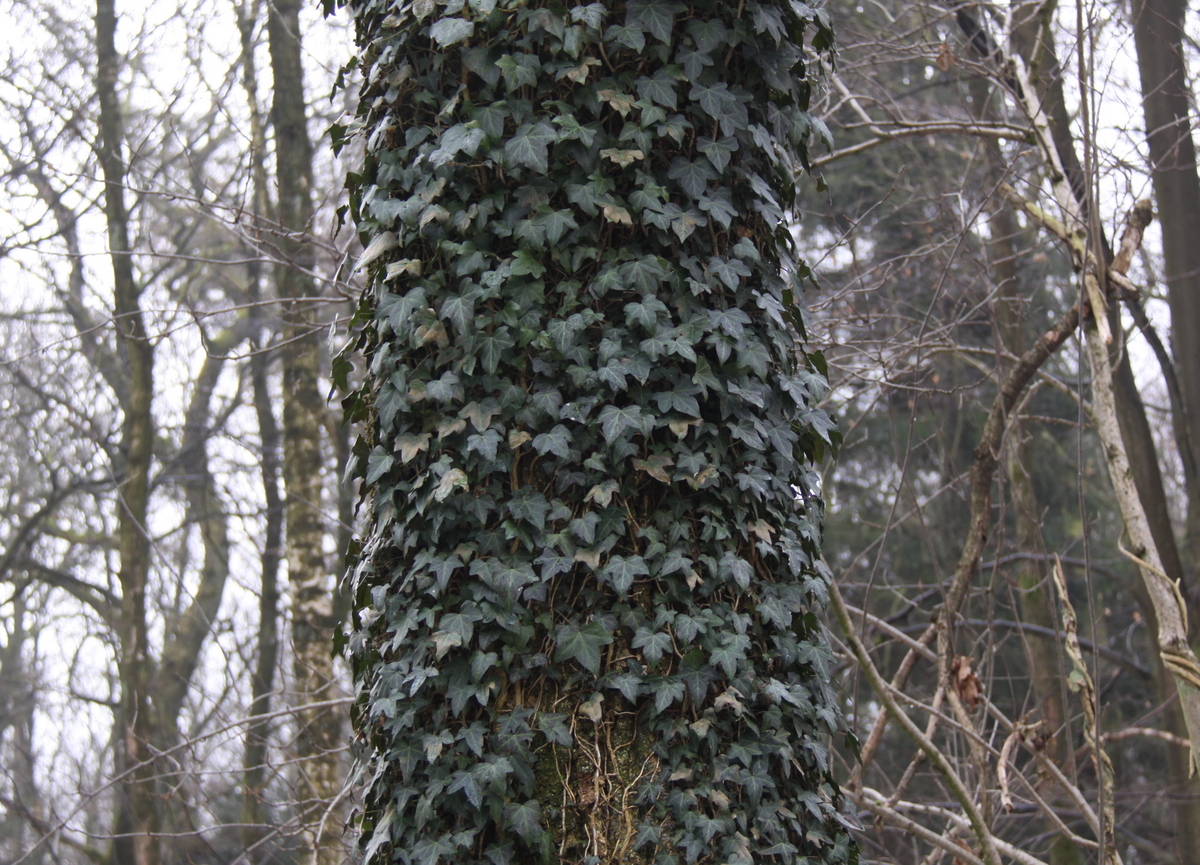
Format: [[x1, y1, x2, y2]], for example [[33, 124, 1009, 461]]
[[333, 0, 853, 862]]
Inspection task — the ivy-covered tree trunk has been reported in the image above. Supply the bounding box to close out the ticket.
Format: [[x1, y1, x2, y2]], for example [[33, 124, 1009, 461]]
[[337, 2, 854, 863]]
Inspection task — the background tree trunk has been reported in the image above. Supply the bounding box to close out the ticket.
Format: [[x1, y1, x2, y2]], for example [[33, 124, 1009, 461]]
[[266, 1, 343, 861], [1129, 0, 1200, 851], [95, 2, 160, 863]]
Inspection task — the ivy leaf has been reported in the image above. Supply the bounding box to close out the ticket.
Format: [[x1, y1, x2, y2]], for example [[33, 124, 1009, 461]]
[[366, 448, 394, 484], [362, 808, 395, 863], [429, 17, 474, 47], [668, 157, 717, 199], [709, 306, 751, 338], [698, 188, 737, 228], [496, 53, 540, 90], [619, 257, 665, 293], [600, 554, 648, 596], [653, 677, 685, 712], [689, 80, 732, 115], [605, 23, 646, 52], [608, 671, 643, 702], [537, 712, 573, 746], [502, 801, 545, 842], [396, 433, 431, 463], [471, 102, 508, 140], [709, 256, 752, 290], [719, 552, 754, 589], [598, 404, 645, 443], [412, 836, 456, 865], [635, 69, 678, 109], [687, 18, 730, 53], [508, 488, 551, 531], [504, 121, 557, 173], [554, 620, 614, 674], [466, 428, 503, 460], [751, 3, 786, 43], [532, 425, 572, 458], [477, 328, 515, 373], [532, 208, 578, 245], [431, 123, 486, 165], [570, 511, 600, 543], [632, 454, 674, 482], [676, 45, 713, 79], [671, 210, 706, 242], [585, 480, 619, 506], [376, 378, 407, 430], [627, 0, 684, 44], [438, 607, 476, 644], [632, 627, 673, 664], [570, 2, 605, 29], [432, 468, 468, 501], [697, 136, 739, 172], [440, 293, 476, 333], [709, 633, 750, 677], [602, 202, 633, 225], [624, 295, 668, 329], [600, 148, 644, 167], [512, 247, 547, 277]]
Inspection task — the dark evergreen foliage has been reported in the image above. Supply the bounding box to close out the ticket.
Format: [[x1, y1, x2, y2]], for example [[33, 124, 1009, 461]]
[[332, 0, 854, 862]]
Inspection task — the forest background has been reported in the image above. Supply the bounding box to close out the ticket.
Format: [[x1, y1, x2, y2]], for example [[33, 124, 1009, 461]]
[[1, 0, 1199, 864]]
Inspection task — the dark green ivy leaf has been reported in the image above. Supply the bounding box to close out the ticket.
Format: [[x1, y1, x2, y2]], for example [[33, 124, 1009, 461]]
[[627, 0, 685, 44], [668, 157, 718, 199], [502, 801, 545, 842], [504, 121, 558, 173], [600, 554, 648, 596], [697, 136, 739, 172], [635, 69, 679, 109], [597, 403, 646, 443], [632, 626, 673, 664], [687, 18, 730, 53], [553, 620, 614, 674]]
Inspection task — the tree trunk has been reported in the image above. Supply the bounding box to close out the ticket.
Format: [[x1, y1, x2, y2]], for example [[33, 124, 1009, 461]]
[[1130, 0, 1200, 563], [236, 1, 287, 853], [266, 2, 342, 861], [980, 109, 1080, 865], [341, 3, 856, 864], [1128, 0, 1200, 850], [95, 2, 160, 863], [1004, 8, 1200, 856]]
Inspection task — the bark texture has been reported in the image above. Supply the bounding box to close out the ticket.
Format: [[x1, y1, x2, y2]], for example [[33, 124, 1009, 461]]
[[266, 1, 343, 861], [95, 1, 160, 863]]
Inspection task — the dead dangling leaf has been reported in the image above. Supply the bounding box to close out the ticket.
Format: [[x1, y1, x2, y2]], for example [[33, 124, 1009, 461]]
[[935, 41, 956, 71], [951, 655, 982, 711]]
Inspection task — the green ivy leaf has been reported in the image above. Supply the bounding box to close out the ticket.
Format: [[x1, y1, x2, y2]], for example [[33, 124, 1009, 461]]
[[554, 620, 614, 674], [632, 626, 673, 664], [597, 403, 646, 443], [502, 800, 545, 842], [365, 448, 394, 484], [532, 424, 572, 458], [497, 53, 541, 91], [687, 18, 730, 53], [430, 123, 486, 165], [627, 0, 684, 44], [668, 157, 717, 199], [635, 69, 679, 109], [504, 121, 557, 173], [697, 136, 739, 172], [600, 554, 648, 596], [606, 23, 646, 52]]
